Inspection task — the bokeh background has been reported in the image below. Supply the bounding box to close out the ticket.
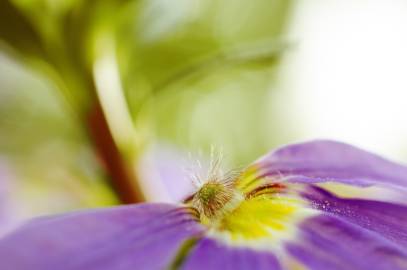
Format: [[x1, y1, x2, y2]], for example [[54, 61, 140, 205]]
[[1, 0, 407, 233]]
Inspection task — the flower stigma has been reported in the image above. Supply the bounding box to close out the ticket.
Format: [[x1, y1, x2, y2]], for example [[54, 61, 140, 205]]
[[184, 149, 243, 224], [191, 176, 244, 225]]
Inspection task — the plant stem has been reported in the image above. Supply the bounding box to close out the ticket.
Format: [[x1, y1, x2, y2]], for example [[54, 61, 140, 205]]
[[87, 91, 145, 204]]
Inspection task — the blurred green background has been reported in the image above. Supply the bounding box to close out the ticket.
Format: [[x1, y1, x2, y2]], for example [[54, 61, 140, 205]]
[[1, 0, 407, 227]]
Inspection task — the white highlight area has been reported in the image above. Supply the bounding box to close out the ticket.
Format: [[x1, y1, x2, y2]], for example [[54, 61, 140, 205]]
[[280, 0, 407, 160]]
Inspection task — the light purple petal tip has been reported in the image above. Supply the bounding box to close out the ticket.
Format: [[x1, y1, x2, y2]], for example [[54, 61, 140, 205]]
[[138, 144, 198, 202], [302, 186, 407, 247], [256, 140, 407, 190], [181, 238, 281, 270], [287, 214, 407, 270], [0, 203, 204, 270]]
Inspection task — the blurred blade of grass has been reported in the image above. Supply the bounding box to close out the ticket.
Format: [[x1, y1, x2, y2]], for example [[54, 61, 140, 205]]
[[0, 1, 45, 57], [120, 0, 293, 114], [152, 39, 290, 92], [120, 0, 292, 89]]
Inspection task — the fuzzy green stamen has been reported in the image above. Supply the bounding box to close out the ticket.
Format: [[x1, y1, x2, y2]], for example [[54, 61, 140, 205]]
[[193, 181, 238, 221]]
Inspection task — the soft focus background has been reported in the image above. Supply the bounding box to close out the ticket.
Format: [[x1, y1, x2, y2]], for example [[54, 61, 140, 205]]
[[1, 0, 407, 232]]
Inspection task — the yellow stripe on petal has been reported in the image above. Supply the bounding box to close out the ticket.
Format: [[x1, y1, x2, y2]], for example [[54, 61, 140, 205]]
[[235, 164, 262, 192], [235, 164, 287, 195]]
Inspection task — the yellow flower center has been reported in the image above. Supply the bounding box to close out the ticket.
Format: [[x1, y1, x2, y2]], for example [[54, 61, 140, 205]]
[[187, 166, 311, 246]]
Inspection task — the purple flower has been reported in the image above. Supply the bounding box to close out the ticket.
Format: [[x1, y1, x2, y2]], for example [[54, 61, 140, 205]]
[[0, 140, 407, 270]]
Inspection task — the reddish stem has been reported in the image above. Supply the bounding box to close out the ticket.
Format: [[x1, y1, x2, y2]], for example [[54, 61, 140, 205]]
[[87, 101, 144, 204]]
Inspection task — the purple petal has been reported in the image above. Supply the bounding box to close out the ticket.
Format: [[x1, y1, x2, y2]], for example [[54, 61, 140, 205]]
[[286, 214, 407, 270], [138, 144, 198, 202], [0, 203, 204, 270], [256, 140, 407, 190], [302, 186, 407, 247], [180, 238, 281, 270]]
